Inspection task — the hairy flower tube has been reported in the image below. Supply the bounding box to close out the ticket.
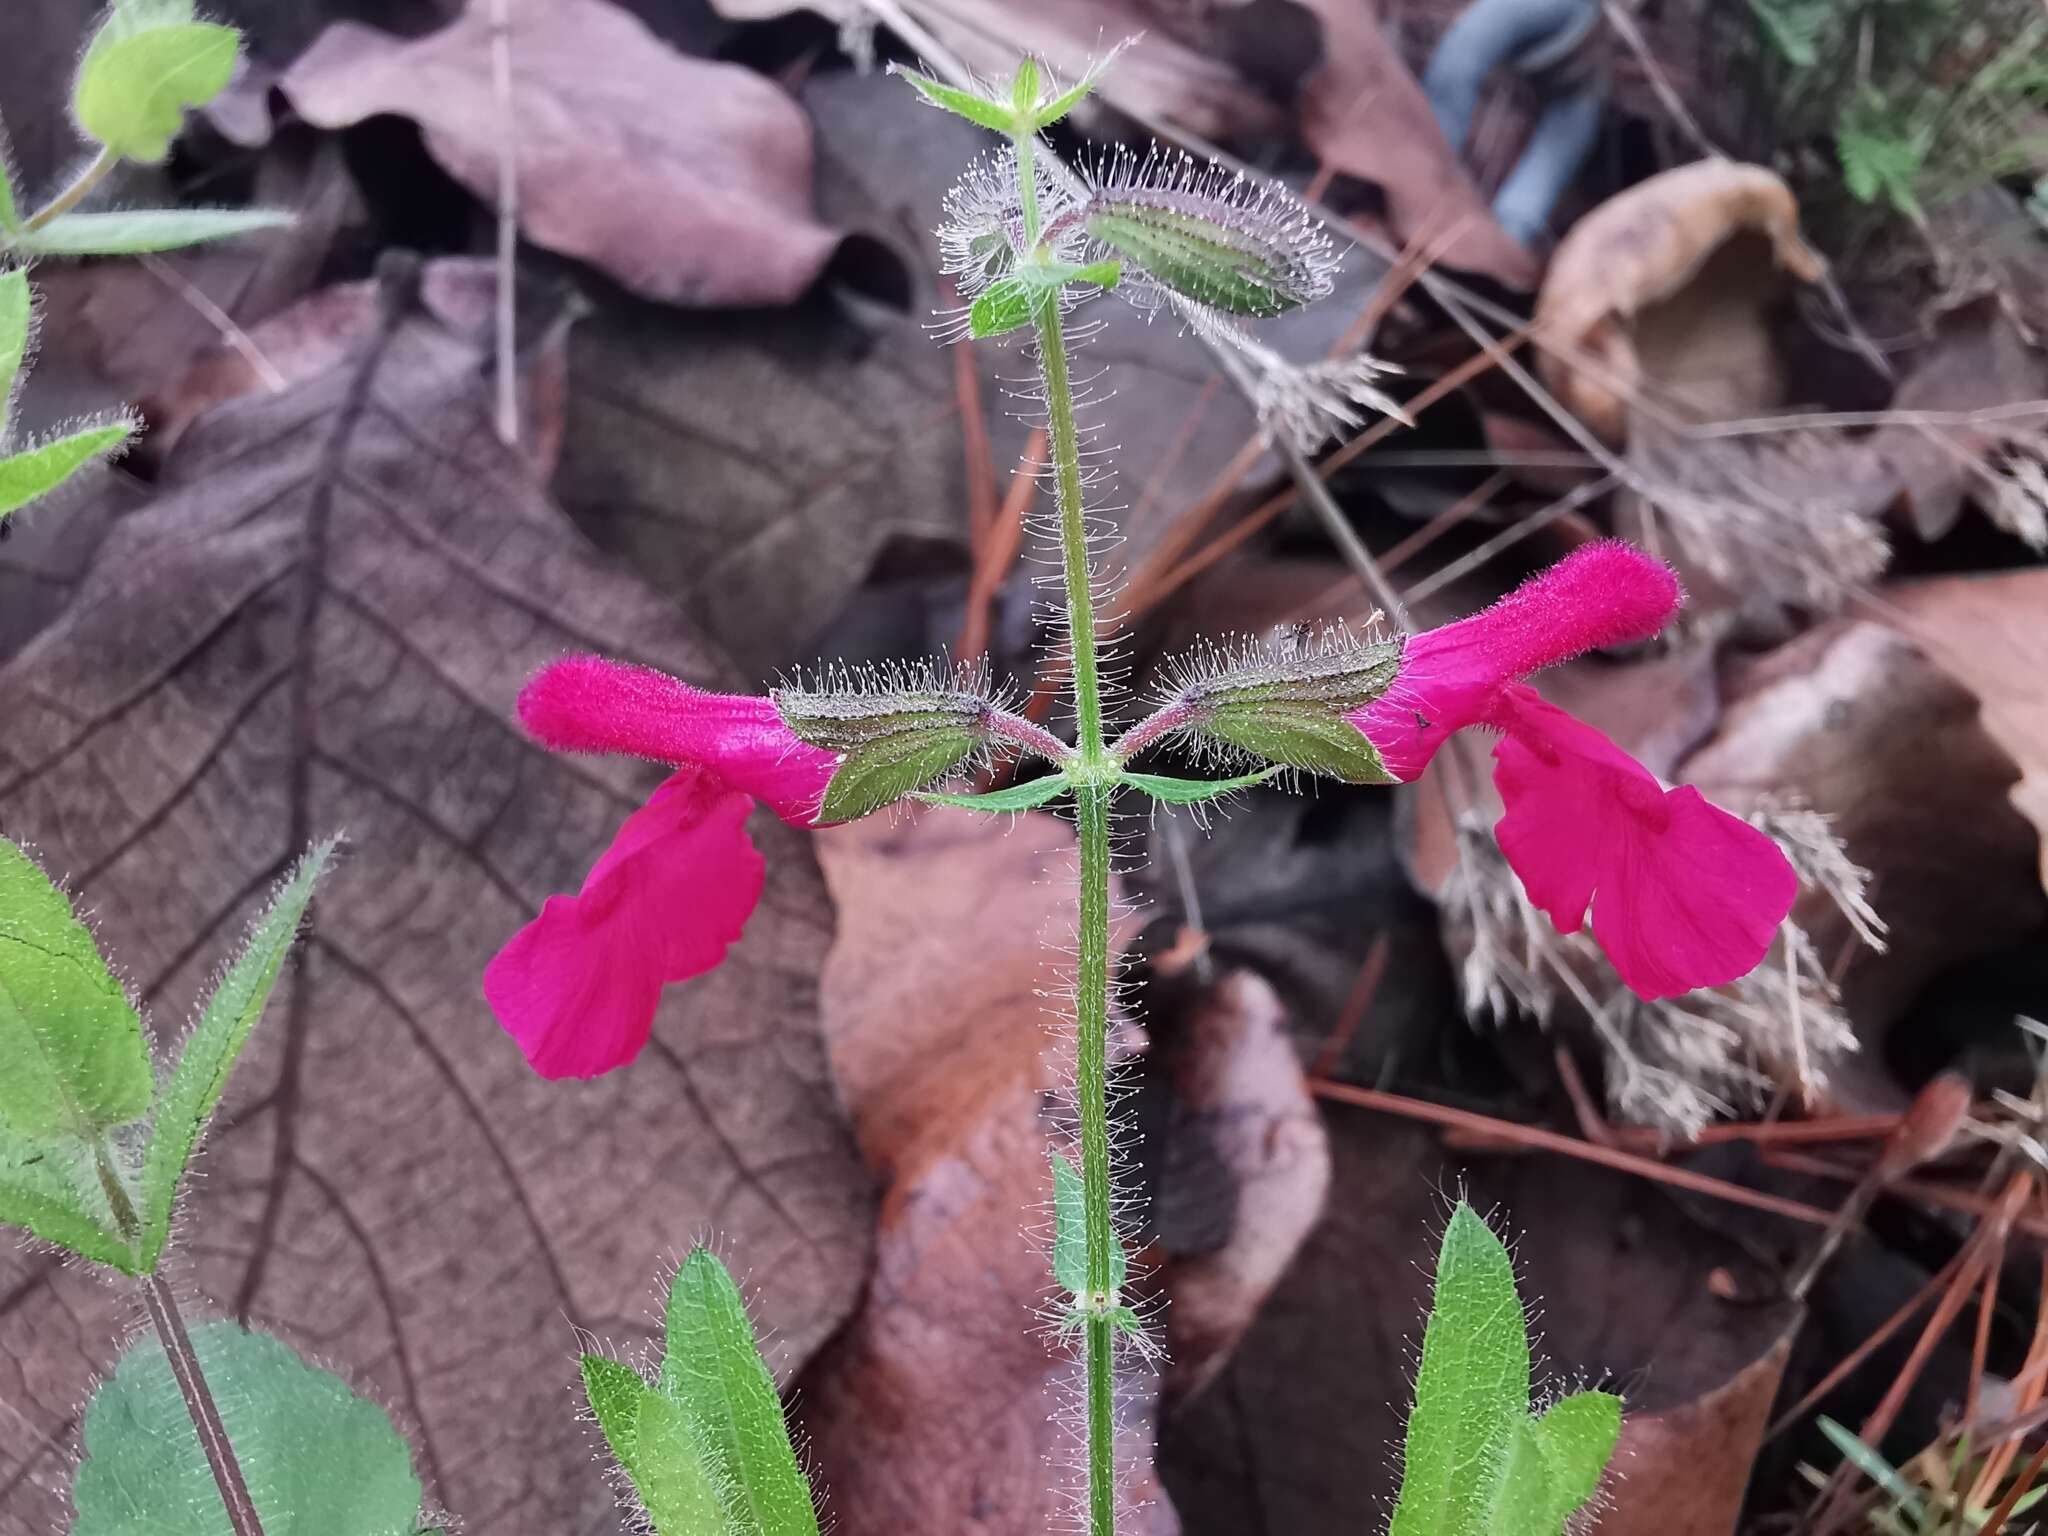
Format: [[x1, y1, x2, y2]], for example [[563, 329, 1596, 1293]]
[[1345, 542, 1798, 999], [482, 658, 840, 1079]]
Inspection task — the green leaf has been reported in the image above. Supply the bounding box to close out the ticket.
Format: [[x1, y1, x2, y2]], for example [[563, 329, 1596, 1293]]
[[917, 775, 1069, 813], [0, 1117, 136, 1270], [73, 20, 239, 163], [1530, 1391, 1621, 1528], [1389, 1203, 1532, 1536], [661, 1248, 820, 1536], [1747, 0, 1826, 67], [1485, 1419, 1557, 1536], [11, 207, 292, 257], [137, 838, 335, 1273], [969, 259, 1121, 339], [1202, 706, 1395, 784], [1818, 1417, 1928, 1521], [1032, 75, 1097, 130], [817, 724, 978, 823], [0, 838, 153, 1141], [1122, 767, 1283, 804], [581, 1356, 729, 1536], [1011, 56, 1040, 114], [893, 67, 1017, 134], [0, 267, 28, 435], [1051, 1150, 1088, 1294], [0, 421, 138, 522], [73, 1319, 424, 1536], [0, 130, 17, 232]]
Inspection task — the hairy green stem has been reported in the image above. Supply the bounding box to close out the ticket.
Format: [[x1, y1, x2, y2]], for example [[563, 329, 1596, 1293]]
[[23, 146, 116, 231], [1018, 116, 1119, 1534], [97, 1146, 269, 1536]]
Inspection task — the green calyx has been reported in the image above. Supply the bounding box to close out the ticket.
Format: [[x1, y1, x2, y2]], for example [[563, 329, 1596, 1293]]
[[776, 688, 990, 824], [1169, 636, 1403, 784], [1085, 198, 1320, 318]]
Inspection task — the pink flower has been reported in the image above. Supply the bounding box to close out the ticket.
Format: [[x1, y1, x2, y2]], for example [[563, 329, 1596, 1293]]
[[482, 658, 838, 1079], [1348, 543, 1797, 1000]]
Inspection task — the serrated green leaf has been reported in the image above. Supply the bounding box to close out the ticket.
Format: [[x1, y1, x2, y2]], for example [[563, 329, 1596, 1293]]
[[917, 775, 1069, 813], [1051, 1149, 1088, 1294], [1389, 1203, 1532, 1536], [74, 20, 239, 163], [73, 1319, 424, 1536], [894, 68, 1017, 133], [1122, 767, 1284, 804], [582, 1356, 729, 1536], [817, 724, 978, 823], [1202, 707, 1394, 784], [0, 1117, 136, 1269], [0, 267, 27, 435], [0, 838, 152, 1141], [12, 207, 291, 257], [137, 838, 335, 1273], [1530, 1391, 1621, 1528], [0, 421, 137, 522], [661, 1249, 820, 1536]]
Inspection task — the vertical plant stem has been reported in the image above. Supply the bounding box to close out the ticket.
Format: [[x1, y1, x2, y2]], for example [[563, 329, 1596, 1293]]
[[1017, 117, 1118, 1536], [96, 1146, 268, 1536]]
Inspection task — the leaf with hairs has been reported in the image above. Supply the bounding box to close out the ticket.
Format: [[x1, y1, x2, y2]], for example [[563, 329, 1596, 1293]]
[[73, 19, 239, 163], [10, 207, 291, 257]]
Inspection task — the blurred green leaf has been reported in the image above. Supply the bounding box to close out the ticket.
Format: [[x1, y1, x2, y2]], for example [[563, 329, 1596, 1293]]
[[73, 1319, 424, 1536], [894, 67, 1017, 134], [137, 838, 336, 1272], [917, 776, 1069, 813], [0, 268, 27, 434], [74, 19, 239, 163], [0, 420, 137, 523], [11, 207, 291, 257], [1122, 767, 1283, 804], [661, 1248, 820, 1536], [582, 1356, 730, 1535], [0, 837, 153, 1141]]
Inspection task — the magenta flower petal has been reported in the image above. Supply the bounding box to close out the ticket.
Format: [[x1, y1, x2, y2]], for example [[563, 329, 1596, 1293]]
[[482, 770, 766, 1079], [1490, 687, 1797, 999], [517, 655, 839, 825], [1349, 541, 1682, 779]]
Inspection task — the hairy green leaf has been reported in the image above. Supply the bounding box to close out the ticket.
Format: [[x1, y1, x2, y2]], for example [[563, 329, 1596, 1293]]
[[0, 421, 137, 522], [894, 67, 1017, 133], [0, 838, 152, 1141], [1010, 56, 1040, 115], [1530, 1391, 1622, 1529], [0, 1117, 135, 1269], [74, 20, 239, 163], [1122, 766, 1283, 804], [137, 838, 336, 1272], [969, 259, 1120, 339], [1486, 1419, 1557, 1536], [72, 1320, 424, 1536], [1032, 75, 1097, 130], [1389, 1204, 1531, 1536], [582, 1355, 729, 1536], [1086, 199, 1323, 318], [0, 140, 17, 232], [818, 725, 977, 823], [661, 1248, 820, 1536], [1051, 1149, 1087, 1294], [917, 775, 1069, 813], [0, 268, 27, 434], [11, 207, 292, 257]]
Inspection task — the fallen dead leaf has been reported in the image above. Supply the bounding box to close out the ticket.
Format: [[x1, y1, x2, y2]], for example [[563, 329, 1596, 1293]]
[[279, 0, 844, 308], [1882, 571, 2048, 890], [1290, 0, 1539, 288], [1681, 620, 2048, 1081], [0, 264, 871, 1536], [1535, 161, 1822, 443], [1157, 1111, 1804, 1534], [800, 808, 1176, 1536], [1146, 969, 1331, 1403]]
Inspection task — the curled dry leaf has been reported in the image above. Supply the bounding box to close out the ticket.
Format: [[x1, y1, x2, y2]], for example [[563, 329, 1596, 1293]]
[[1535, 161, 1823, 444], [1290, 0, 1539, 288], [1681, 620, 2048, 1076], [279, 0, 844, 308], [1148, 968, 1331, 1403], [0, 270, 871, 1536], [800, 809, 1176, 1536]]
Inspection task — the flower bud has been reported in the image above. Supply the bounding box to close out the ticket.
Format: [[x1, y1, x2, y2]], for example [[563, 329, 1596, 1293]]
[[1164, 632, 1402, 783], [1083, 149, 1340, 319], [773, 684, 991, 823]]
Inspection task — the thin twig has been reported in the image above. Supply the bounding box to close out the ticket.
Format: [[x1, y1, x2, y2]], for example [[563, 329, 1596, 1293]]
[[1601, 2, 1721, 161], [1398, 475, 1619, 607], [142, 255, 288, 393], [1310, 934, 1390, 1080], [489, 0, 519, 447]]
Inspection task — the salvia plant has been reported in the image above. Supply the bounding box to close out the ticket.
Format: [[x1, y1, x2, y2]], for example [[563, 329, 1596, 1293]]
[[0, 31, 1811, 1536]]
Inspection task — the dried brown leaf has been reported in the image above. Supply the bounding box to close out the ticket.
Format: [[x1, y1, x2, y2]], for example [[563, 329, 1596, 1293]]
[[279, 0, 844, 308], [0, 269, 871, 1534]]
